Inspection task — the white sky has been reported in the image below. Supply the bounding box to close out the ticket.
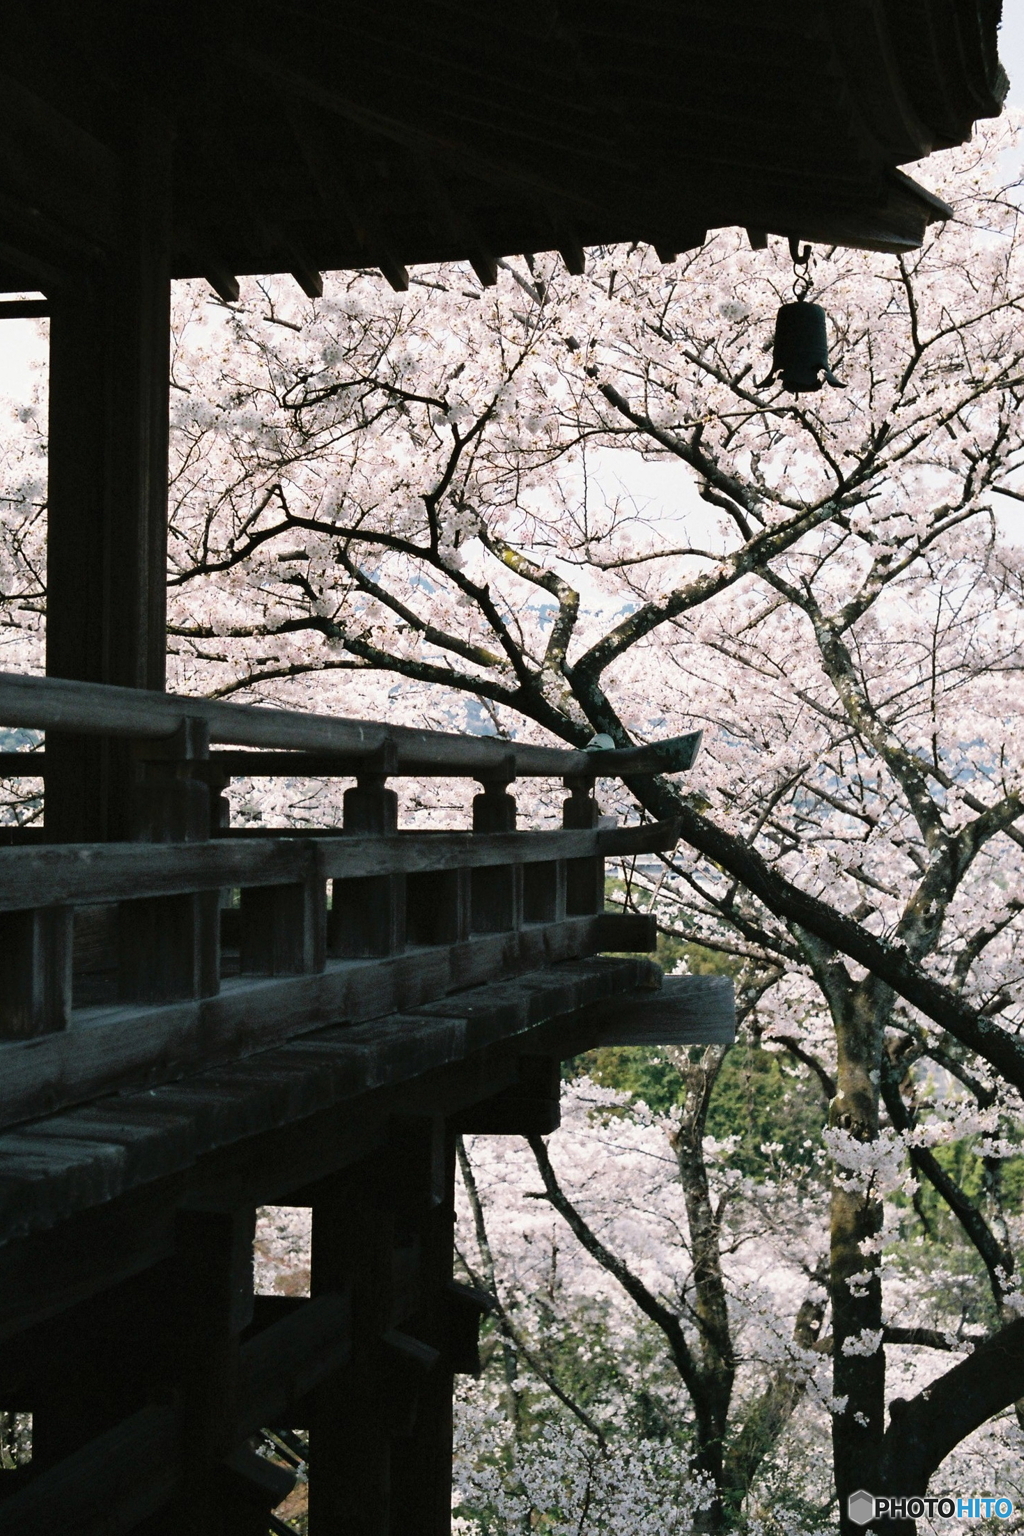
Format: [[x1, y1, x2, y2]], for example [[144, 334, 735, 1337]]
[[1, 20, 1022, 407]]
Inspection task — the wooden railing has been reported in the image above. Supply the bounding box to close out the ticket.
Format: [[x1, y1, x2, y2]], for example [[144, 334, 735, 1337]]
[[0, 673, 697, 1131]]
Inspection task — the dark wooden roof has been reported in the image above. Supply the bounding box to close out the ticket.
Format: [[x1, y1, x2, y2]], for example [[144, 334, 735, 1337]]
[[0, 1, 1007, 293]]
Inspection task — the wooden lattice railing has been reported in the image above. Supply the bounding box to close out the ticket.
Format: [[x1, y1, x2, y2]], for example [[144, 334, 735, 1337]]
[[0, 673, 699, 1131]]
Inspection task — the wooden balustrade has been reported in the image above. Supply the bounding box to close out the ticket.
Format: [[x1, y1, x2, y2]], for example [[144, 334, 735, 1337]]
[[0, 671, 701, 780], [0, 670, 696, 1132], [0, 669, 714, 1533], [0, 819, 670, 1129]]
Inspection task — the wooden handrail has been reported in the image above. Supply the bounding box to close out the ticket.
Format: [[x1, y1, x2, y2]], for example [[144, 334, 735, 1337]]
[[0, 672, 701, 779], [0, 820, 679, 912]]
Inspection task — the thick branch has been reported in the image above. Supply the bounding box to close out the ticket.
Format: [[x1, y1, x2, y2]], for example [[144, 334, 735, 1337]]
[[877, 1318, 1024, 1496]]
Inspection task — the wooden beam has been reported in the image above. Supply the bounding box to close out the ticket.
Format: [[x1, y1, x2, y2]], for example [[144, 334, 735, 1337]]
[[0, 822, 675, 911], [290, 267, 323, 298], [0, 957, 655, 1235], [568, 974, 736, 1048], [204, 269, 240, 303], [0, 918, 651, 1135], [0, 298, 49, 318], [0, 1175, 181, 1343], [0, 1405, 178, 1535], [235, 1291, 351, 1437], [454, 1055, 561, 1134], [0, 670, 703, 779]]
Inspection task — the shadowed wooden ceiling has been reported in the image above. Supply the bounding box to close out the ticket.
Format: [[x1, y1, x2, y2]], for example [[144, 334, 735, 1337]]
[[0, 0, 1007, 296]]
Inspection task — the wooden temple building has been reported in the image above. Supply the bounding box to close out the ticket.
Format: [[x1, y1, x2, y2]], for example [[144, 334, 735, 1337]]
[[0, 4, 1006, 1532]]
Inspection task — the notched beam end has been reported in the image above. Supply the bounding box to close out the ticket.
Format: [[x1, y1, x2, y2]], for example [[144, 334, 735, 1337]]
[[379, 258, 409, 292], [204, 270, 241, 304], [291, 267, 323, 299], [589, 975, 736, 1047]]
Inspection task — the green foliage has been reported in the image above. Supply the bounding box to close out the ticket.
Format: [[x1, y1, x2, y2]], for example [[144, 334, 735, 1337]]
[[566, 1043, 825, 1181]]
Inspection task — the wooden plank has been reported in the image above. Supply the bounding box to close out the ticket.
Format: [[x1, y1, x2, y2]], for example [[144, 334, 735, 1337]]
[[0, 959, 650, 1241], [588, 974, 736, 1045], [0, 1178, 182, 1344], [0, 821, 678, 913], [0, 671, 701, 780], [0, 1406, 178, 1535], [0, 914, 643, 1129], [235, 1291, 351, 1437]]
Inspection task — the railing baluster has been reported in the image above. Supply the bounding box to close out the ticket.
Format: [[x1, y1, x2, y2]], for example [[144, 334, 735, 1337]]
[[329, 753, 406, 959], [563, 773, 605, 915], [118, 718, 221, 1004], [470, 764, 521, 933], [239, 875, 326, 976], [406, 870, 470, 947], [522, 860, 565, 924], [0, 906, 73, 1038]]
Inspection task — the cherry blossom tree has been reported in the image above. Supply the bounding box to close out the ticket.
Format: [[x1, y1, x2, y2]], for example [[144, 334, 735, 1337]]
[[3, 108, 1024, 1534]]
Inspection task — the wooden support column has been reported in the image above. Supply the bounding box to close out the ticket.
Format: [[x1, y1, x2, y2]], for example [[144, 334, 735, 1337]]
[[329, 759, 405, 958], [388, 1122, 457, 1536], [471, 766, 521, 933], [308, 1157, 395, 1536], [147, 1208, 265, 1536], [562, 774, 604, 915], [45, 115, 173, 844]]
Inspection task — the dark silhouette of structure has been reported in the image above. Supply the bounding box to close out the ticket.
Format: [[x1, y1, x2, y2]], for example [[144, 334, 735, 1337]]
[[0, 5, 1005, 1531]]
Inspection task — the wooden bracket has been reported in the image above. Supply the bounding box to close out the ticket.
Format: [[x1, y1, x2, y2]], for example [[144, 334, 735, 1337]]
[[454, 1055, 561, 1135], [445, 1280, 495, 1376]]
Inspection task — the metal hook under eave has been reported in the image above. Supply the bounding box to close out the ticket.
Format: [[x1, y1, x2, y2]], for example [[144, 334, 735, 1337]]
[[788, 236, 812, 266]]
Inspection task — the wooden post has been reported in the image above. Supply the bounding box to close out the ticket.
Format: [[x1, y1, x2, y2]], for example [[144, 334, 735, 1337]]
[[118, 720, 220, 1004], [522, 860, 566, 925], [239, 880, 326, 975], [471, 767, 521, 933], [387, 1123, 457, 1536], [308, 1159, 395, 1536], [562, 774, 604, 915], [329, 763, 405, 958], [147, 1208, 261, 1536], [0, 907, 72, 1038], [44, 115, 173, 844], [406, 870, 470, 947]]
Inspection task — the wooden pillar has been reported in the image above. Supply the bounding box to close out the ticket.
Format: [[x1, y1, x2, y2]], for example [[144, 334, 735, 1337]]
[[146, 1208, 262, 1536], [307, 1121, 451, 1536], [45, 115, 173, 843], [562, 774, 604, 915], [308, 1158, 395, 1535], [388, 1125, 458, 1536], [329, 766, 405, 958], [471, 769, 521, 933]]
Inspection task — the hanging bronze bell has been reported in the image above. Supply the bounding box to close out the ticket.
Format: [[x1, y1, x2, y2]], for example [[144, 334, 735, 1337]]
[[761, 299, 845, 393]]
